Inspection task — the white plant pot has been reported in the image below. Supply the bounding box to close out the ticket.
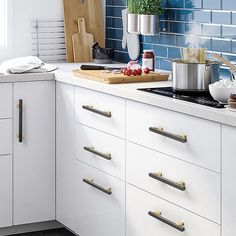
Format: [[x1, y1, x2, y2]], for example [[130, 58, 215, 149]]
[[127, 13, 140, 34], [140, 14, 160, 35]]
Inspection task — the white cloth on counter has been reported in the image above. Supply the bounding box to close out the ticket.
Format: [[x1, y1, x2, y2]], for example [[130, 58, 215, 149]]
[[0, 56, 58, 74]]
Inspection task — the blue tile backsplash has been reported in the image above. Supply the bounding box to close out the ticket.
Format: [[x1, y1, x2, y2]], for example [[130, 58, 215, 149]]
[[105, 0, 236, 72]]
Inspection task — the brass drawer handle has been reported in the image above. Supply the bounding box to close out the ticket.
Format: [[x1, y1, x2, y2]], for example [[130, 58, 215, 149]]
[[149, 127, 187, 143], [148, 211, 185, 232], [83, 178, 112, 195], [84, 146, 112, 160], [82, 105, 112, 118], [149, 172, 186, 191]]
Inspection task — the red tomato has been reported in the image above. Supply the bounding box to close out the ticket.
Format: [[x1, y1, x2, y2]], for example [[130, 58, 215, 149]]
[[144, 68, 150, 74], [137, 68, 142, 75], [125, 69, 132, 76], [121, 68, 127, 75], [132, 69, 138, 76]]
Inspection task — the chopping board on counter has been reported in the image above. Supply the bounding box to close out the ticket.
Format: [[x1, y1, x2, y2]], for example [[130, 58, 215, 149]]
[[63, 0, 105, 62], [72, 18, 94, 62], [73, 69, 170, 84]]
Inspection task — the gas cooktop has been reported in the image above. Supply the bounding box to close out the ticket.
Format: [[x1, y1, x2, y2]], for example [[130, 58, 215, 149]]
[[138, 87, 225, 109]]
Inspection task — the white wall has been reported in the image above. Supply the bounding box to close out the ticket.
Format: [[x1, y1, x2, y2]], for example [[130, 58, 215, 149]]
[[2, 0, 63, 61]]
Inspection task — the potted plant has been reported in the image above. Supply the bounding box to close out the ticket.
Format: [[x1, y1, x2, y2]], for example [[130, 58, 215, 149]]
[[127, 0, 140, 34], [138, 0, 163, 35]]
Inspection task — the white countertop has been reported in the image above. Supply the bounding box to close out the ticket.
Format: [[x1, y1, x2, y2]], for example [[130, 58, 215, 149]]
[[55, 63, 236, 127], [1, 62, 236, 127]]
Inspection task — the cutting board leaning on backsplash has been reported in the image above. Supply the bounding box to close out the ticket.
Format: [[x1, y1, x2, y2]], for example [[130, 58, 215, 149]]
[[63, 0, 105, 62]]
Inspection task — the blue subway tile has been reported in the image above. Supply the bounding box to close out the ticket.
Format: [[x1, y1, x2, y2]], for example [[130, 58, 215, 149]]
[[168, 0, 184, 8], [106, 28, 123, 40], [212, 38, 232, 53], [203, 0, 221, 10], [170, 22, 186, 34], [232, 12, 236, 25], [212, 11, 231, 25], [222, 26, 236, 39], [168, 47, 181, 59], [153, 45, 168, 58], [106, 6, 124, 17], [159, 57, 172, 71], [114, 51, 130, 62], [159, 34, 176, 45], [185, 0, 202, 8], [107, 0, 125, 6], [176, 10, 193, 21], [192, 10, 211, 23], [222, 0, 236, 11], [202, 24, 221, 37]]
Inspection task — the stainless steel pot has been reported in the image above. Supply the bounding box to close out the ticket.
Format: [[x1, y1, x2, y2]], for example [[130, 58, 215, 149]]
[[172, 60, 221, 92]]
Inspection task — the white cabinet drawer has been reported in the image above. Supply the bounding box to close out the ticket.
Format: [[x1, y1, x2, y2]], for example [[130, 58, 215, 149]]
[[0, 83, 12, 119], [0, 155, 12, 228], [126, 184, 220, 236], [127, 142, 220, 223], [75, 124, 125, 180], [126, 100, 221, 172], [0, 119, 12, 155], [75, 161, 125, 236], [75, 87, 125, 138]]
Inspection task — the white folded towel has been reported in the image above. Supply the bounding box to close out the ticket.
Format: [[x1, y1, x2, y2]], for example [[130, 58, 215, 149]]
[[0, 56, 58, 74]]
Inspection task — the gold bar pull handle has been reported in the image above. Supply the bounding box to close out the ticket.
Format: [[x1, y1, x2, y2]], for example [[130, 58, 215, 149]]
[[84, 146, 112, 160], [149, 172, 186, 191], [149, 127, 187, 143], [148, 211, 185, 232], [82, 105, 112, 118], [83, 178, 112, 195]]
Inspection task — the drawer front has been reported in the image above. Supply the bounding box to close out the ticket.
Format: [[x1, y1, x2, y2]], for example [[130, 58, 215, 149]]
[[127, 142, 220, 223], [75, 161, 125, 236], [0, 119, 12, 155], [75, 124, 125, 180], [0, 83, 12, 119], [126, 184, 220, 236], [75, 87, 125, 138], [126, 100, 221, 172], [0, 155, 12, 228]]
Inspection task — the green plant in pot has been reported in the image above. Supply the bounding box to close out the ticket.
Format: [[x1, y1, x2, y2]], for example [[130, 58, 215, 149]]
[[127, 0, 140, 34], [138, 0, 163, 35]]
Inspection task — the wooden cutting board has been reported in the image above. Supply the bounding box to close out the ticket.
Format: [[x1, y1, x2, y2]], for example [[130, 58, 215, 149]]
[[63, 0, 105, 62], [72, 18, 94, 62], [73, 69, 170, 84]]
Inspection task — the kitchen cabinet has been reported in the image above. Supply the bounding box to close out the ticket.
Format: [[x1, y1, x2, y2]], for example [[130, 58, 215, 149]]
[[75, 161, 125, 236], [56, 82, 76, 231], [222, 125, 236, 236], [126, 142, 221, 223], [126, 100, 221, 173], [126, 184, 220, 236], [13, 81, 55, 225]]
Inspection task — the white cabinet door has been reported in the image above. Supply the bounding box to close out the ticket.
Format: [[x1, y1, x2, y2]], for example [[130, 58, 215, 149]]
[[56, 82, 76, 231], [222, 125, 236, 236], [126, 184, 220, 236], [75, 123, 126, 180], [0, 155, 12, 228], [75, 161, 125, 236], [13, 81, 55, 225]]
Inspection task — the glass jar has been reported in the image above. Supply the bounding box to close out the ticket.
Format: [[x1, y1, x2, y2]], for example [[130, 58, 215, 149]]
[[142, 50, 155, 71]]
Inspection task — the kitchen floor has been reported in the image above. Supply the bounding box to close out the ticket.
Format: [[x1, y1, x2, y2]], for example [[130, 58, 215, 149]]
[[9, 228, 75, 236]]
